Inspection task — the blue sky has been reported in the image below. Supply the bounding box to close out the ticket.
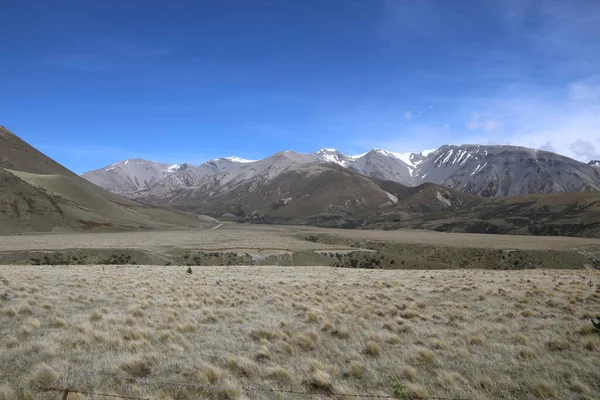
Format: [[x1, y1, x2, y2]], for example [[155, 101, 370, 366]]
[[2, 0, 599, 173]]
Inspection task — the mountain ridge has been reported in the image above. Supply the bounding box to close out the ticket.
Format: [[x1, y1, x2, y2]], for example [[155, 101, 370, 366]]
[[0, 126, 215, 234], [84, 144, 600, 199]]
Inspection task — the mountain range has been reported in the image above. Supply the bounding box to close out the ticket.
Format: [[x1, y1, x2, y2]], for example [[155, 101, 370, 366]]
[[84, 145, 600, 199], [78, 142, 600, 236], [2, 124, 600, 237]]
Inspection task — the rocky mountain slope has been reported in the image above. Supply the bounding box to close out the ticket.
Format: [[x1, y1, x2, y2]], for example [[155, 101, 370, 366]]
[[136, 160, 480, 228], [133, 154, 600, 237], [142, 157, 256, 199], [88, 145, 600, 199], [0, 126, 215, 234], [137, 151, 319, 205], [348, 149, 415, 186], [590, 160, 600, 168], [414, 145, 600, 197], [81, 159, 182, 194]]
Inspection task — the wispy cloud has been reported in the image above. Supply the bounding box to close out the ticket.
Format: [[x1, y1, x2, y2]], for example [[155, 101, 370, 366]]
[[403, 110, 412, 121], [45, 37, 170, 71], [465, 113, 499, 132], [372, 0, 600, 162]]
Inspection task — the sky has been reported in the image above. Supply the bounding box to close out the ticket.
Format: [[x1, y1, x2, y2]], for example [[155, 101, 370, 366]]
[[1, 0, 600, 173]]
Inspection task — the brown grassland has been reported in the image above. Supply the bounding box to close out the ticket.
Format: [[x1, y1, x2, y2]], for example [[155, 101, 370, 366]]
[[0, 264, 599, 400]]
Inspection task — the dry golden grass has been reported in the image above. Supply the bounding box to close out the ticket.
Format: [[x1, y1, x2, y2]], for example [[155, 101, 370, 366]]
[[0, 265, 598, 399]]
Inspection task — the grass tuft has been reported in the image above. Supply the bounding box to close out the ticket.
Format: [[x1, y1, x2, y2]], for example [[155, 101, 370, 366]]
[[29, 364, 59, 387], [546, 338, 571, 351], [309, 369, 333, 391], [365, 340, 380, 357], [415, 347, 435, 364], [534, 378, 556, 398], [348, 360, 365, 378], [119, 356, 152, 377]]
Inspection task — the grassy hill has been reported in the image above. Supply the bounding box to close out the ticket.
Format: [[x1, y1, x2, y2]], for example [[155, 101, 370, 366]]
[[0, 125, 216, 234], [366, 190, 600, 237]]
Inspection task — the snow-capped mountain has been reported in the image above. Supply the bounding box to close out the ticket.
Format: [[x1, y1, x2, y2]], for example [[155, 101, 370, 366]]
[[84, 145, 600, 199], [315, 148, 353, 167], [413, 145, 600, 197], [81, 159, 183, 194], [135, 150, 319, 204], [589, 160, 600, 169], [119, 157, 255, 198], [348, 149, 414, 186]]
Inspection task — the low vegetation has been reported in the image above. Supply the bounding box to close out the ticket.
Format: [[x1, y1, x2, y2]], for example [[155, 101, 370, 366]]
[[0, 265, 598, 399]]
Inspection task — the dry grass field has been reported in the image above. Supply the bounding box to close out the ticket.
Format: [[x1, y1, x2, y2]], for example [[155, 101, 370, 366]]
[[1, 265, 599, 400], [2, 224, 600, 253]]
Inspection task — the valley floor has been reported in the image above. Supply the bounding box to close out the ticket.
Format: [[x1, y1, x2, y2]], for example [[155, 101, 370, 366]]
[[0, 265, 598, 399], [1, 224, 600, 269]]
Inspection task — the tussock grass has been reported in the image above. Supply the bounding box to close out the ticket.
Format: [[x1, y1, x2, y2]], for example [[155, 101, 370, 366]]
[[0, 265, 598, 399], [365, 340, 381, 357], [29, 363, 59, 387]]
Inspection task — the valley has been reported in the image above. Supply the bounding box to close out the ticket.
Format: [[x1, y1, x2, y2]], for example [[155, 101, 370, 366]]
[[1, 223, 599, 270]]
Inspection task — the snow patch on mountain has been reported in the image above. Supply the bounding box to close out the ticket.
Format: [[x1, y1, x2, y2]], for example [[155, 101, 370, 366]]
[[224, 157, 256, 163], [315, 148, 352, 167]]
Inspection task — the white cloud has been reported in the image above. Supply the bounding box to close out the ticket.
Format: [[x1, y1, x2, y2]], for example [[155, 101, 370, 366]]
[[443, 124, 450, 129], [465, 113, 500, 132], [569, 82, 600, 101], [570, 140, 598, 160], [403, 110, 412, 121], [458, 81, 600, 162]]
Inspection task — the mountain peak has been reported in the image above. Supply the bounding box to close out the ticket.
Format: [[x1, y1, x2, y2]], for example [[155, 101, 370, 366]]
[[315, 148, 351, 166], [589, 160, 600, 168], [223, 156, 257, 163]]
